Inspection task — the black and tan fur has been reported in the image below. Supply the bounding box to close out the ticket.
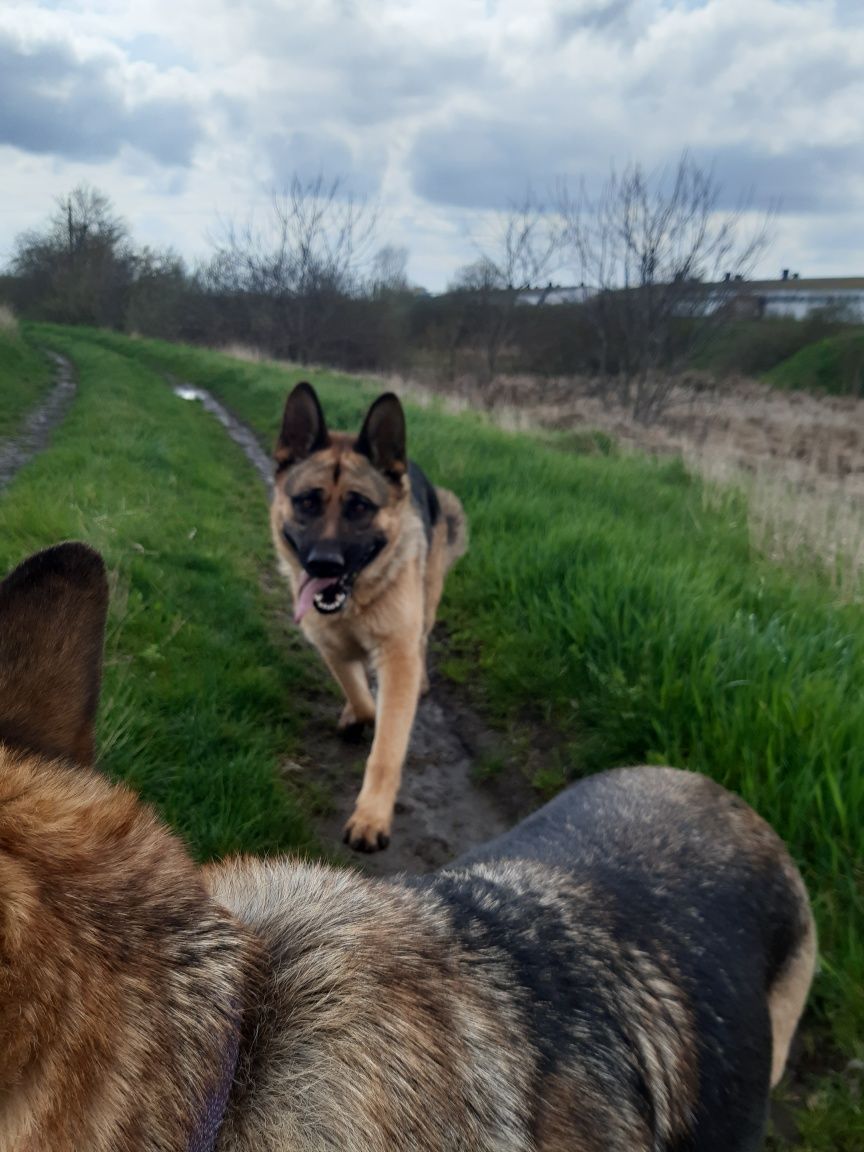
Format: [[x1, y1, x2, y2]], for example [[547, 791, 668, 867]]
[[271, 383, 468, 851], [0, 544, 816, 1150]]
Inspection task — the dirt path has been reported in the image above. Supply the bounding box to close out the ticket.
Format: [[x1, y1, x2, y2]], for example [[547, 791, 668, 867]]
[[173, 380, 530, 876], [0, 352, 76, 490]]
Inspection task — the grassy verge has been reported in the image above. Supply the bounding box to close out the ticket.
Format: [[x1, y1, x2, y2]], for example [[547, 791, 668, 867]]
[[29, 327, 864, 1145], [0, 320, 54, 435], [690, 317, 844, 379], [768, 328, 864, 395], [0, 327, 316, 860]]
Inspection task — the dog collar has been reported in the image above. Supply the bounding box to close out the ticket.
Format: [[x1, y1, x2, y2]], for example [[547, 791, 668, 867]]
[[187, 1016, 241, 1152]]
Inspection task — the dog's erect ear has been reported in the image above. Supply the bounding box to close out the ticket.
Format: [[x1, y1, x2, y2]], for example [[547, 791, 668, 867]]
[[0, 542, 109, 766], [354, 393, 406, 480], [275, 382, 330, 471]]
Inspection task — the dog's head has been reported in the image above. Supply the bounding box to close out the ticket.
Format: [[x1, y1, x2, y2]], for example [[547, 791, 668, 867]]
[[0, 542, 108, 767], [272, 383, 409, 622]]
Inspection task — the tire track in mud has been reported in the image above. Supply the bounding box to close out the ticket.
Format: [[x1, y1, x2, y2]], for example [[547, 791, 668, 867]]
[[172, 377, 531, 876], [0, 352, 76, 491]]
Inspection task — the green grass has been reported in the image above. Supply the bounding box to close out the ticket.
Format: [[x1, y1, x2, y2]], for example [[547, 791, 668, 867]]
[[19, 326, 864, 1144], [768, 328, 864, 395], [0, 322, 54, 435], [80, 331, 863, 1005], [691, 318, 829, 378], [0, 328, 317, 860]]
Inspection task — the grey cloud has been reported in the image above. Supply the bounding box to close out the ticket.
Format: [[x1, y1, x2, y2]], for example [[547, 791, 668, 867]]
[[410, 112, 864, 220], [409, 117, 608, 210], [249, 1, 489, 126], [556, 0, 638, 37], [266, 129, 383, 196], [0, 31, 203, 165], [692, 144, 863, 214], [343, 47, 490, 127]]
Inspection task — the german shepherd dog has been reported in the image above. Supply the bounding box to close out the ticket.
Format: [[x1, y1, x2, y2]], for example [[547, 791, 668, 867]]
[[270, 383, 467, 852], [0, 543, 816, 1151]]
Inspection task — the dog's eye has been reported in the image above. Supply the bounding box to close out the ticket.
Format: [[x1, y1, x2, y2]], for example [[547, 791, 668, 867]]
[[343, 492, 376, 522], [292, 489, 323, 517]]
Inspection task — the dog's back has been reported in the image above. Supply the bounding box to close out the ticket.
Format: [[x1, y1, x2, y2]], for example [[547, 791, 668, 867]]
[[436, 766, 816, 1150], [211, 767, 814, 1151]]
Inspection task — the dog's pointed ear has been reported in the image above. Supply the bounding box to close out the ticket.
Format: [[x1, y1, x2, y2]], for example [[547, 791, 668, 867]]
[[354, 393, 406, 480], [0, 542, 108, 766], [275, 382, 329, 471]]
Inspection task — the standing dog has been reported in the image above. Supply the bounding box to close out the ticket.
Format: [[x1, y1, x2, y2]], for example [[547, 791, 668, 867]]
[[0, 543, 816, 1151], [270, 383, 468, 852]]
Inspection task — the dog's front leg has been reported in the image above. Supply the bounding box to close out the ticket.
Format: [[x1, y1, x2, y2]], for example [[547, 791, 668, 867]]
[[321, 653, 377, 736], [343, 637, 422, 852]]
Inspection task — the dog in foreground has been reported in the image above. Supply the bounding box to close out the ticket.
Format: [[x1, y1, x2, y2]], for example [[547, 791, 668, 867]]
[[270, 382, 467, 852], [0, 543, 815, 1151]]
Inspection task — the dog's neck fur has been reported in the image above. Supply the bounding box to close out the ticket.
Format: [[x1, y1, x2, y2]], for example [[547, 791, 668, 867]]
[[205, 857, 542, 1152], [0, 747, 258, 1152]]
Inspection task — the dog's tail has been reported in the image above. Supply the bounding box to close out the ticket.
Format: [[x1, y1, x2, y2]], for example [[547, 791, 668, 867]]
[[436, 487, 468, 571]]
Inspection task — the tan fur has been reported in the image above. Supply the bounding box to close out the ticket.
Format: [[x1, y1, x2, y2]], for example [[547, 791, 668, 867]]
[[271, 389, 468, 850], [768, 890, 818, 1086]]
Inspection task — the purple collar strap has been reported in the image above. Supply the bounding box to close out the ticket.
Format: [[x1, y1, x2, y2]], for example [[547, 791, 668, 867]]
[[188, 1017, 241, 1152]]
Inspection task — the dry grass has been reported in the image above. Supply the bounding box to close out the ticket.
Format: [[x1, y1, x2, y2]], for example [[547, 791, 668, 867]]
[[219, 342, 267, 363], [386, 371, 864, 599], [213, 342, 864, 596], [0, 304, 18, 334]]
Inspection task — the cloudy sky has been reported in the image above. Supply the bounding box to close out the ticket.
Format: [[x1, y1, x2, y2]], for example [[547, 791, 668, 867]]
[[1, 0, 862, 290]]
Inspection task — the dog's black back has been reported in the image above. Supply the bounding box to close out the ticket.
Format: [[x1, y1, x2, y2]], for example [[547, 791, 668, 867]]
[[408, 459, 440, 546], [412, 767, 813, 1151]]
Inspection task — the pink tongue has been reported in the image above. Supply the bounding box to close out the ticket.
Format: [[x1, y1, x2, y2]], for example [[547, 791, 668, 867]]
[[294, 576, 339, 624]]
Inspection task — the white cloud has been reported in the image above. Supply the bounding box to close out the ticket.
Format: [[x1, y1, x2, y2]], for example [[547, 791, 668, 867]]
[[0, 0, 863, 287]]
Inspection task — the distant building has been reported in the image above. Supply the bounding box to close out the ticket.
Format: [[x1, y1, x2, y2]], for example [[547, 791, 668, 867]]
[[515, 275, 864, 323], [704, 273, 864, 321], [516, 283, 596, 306]]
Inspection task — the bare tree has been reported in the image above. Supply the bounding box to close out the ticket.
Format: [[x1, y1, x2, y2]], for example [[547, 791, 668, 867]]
[[453, 192, 564, 386], [558, 153, 773, 421], [369, 244, 410, 295], [126, 246, 190, 339], [205, 174, 378, 362], [9, 185, 135, 327]]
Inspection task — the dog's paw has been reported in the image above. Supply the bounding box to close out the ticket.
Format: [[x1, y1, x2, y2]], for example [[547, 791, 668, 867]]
[[343, 805, 392, 853]]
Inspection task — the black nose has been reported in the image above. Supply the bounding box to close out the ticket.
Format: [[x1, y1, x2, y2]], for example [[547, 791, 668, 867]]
[[305, 542, 346, 579]]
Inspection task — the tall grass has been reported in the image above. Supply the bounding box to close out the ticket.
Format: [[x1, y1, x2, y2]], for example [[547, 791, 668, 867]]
[[0, 329, 316, 860], [76, 328, 864, 1053]]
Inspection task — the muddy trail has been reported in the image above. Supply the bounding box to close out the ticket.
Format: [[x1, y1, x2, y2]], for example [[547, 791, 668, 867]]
[[173, 380, 534, 876], [0, 352, 76, 491]]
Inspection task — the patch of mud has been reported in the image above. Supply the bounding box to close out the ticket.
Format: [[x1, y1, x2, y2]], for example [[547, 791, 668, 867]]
[[287, 667, 532, 878], [0, 352, 76, 490], [172, 379, 274, 494], [172, 377, 533, 875]]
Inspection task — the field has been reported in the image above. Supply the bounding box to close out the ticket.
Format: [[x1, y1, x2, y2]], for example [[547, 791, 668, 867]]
[[1, 323, 862, 1148]]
